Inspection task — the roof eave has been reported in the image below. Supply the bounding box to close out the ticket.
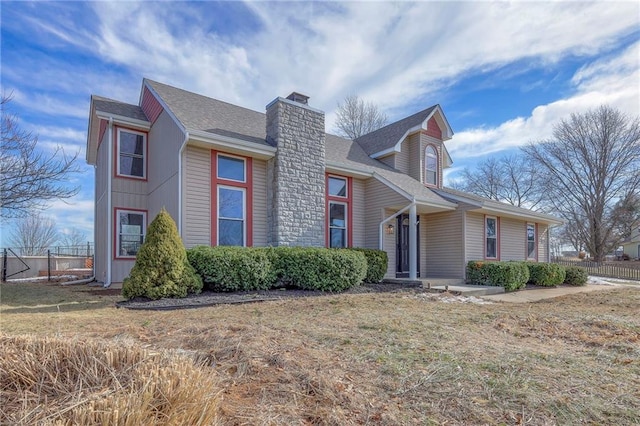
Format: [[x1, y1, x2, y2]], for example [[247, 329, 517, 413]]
[[189, 129, 276, 160]]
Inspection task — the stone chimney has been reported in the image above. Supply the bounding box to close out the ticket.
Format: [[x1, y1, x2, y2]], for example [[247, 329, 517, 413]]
[[265, 93, 326, 246]]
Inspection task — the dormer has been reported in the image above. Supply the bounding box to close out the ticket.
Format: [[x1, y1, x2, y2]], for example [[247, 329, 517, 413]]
[[354, 104, 453, 188]]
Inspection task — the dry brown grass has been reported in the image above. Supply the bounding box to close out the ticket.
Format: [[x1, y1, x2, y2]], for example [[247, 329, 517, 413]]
[[1, 282, 640, 425]]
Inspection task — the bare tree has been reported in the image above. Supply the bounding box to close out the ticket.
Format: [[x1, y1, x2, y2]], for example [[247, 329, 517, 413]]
[[334, 94, 388, 139], [456, 154, 544, 209], [60, 227, 87, 247], [610, 191, 640, 242], [8, 214, 59, 255], [522, 105, 640, 261], [1, 95, 80, 218]]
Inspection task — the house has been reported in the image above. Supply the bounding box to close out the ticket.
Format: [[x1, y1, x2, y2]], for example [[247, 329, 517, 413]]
[[621, 228, 640, 260], [86, 79, 561, 286]]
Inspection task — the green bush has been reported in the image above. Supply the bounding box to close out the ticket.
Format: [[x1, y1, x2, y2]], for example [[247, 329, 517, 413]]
[[271, 247, 367, 292], [122, 209, 203, 300], [467, 261, 529, 292], [563, 266, 588, 286], [187, 246, 277, 292], [526, 262, 566, 287], [349, 248, 388, 283]]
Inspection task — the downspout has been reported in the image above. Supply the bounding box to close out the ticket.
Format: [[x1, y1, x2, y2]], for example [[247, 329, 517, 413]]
[[178, 131, 189, 237], [105, 117, 113, 288]]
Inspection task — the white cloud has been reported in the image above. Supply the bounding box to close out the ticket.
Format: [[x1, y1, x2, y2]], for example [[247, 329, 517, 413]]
[[449, 41, 640, 159]]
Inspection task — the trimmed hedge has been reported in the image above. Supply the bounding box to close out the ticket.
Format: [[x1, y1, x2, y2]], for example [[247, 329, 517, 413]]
[[187, 246, 277, 292], [563, 266, 588, 286], [526, 262, 566, 287], [467, 261, 529, 292], [187, 246, 368, 292], [349, 248, 388, 283], [272, 247, 367, 292]]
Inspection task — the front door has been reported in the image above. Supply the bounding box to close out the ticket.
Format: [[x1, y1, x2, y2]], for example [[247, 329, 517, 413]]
[[396, 214, 420, 278]]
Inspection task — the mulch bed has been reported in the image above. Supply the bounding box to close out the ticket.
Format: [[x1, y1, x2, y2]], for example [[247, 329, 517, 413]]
[[115, 282, 425, 311]]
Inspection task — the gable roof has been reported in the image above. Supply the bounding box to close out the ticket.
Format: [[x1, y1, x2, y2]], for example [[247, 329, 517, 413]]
[[86, 95, 150, 164], [355, 104, 453, 158], [433, 187, 563, 225], [326, 134, 456, 209], [144, 79, 271, 147]]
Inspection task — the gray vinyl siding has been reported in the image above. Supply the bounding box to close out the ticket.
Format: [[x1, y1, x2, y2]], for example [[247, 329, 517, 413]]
[[94, 128, 109, 284], [363, 177, 411, 278], [147, 110, 183, 223], [351, 178, 366, 247], [423, 210, 465, 278], [252, 159, 268, 246], [378, 154, 395, 169], [500, 217, 525, 261], [406, 133, 421, 181], [184, 145, 211, 247], [538, 224, 548, 262], [395, 140, 410, 175], [465, 212, 485, 261]]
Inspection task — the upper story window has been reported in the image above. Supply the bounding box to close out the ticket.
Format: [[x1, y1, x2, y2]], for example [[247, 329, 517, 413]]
[[425, 145, 438, 186], [116, 208, 146, 258], [117, 128, 147, 179]]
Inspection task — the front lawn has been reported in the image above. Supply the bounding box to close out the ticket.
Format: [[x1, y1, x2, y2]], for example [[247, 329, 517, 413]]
[[1, 281, 639, 424]]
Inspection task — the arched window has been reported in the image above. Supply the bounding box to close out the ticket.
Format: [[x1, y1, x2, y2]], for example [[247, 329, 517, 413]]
[[425, 145, 438, 186]]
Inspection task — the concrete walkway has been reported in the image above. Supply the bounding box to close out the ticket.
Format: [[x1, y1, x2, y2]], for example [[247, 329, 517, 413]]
[[480, 284, 621, 303]]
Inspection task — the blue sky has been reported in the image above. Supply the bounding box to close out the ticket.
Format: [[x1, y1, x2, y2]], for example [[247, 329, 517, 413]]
[[1, 1, 639, 247]]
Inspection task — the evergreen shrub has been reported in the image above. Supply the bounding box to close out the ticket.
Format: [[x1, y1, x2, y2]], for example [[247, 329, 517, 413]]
[[526, 262, 566, 286], [466, 260, 529, 292], [563, 266, 588, 286], [122, 209, 203, 300], [187, 246, 277, 292], [349, 248, 388, 283]]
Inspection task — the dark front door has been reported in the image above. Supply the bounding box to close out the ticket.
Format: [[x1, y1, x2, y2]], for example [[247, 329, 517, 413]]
[[396, 214, 420, 278]]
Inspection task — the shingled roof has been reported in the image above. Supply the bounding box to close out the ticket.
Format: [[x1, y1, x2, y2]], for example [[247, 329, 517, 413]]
[[354, 106, 438, 157], [145, 79, 270, 146], [92, 95, 148, 121]]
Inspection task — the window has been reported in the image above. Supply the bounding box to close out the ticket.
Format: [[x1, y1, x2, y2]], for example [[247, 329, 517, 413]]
[[326, 175, 351, 248], [329, 202, 347, 248], [117, 128, 146, 179], [527, 223, 536, 259], [425, 145, 437, 186], [218, 186, 245, 246], [486, 216, 498, 259], [217, 155, 245, 182], [116, 209, 146, 258], [212, 151, 252, 247]]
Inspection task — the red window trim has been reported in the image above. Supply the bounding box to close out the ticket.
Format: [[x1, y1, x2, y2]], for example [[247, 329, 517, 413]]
[[526, 222, 538, 261], [484, 215, 500, 260], [113, 207, 148, 261], [325, 174, 353, 248], [424, 144, 439, 188], [114, 126, 149, 182], [211, 150, 253, 247]]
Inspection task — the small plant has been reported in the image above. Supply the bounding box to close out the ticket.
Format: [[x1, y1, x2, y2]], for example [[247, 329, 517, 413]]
[[563, 266, 588, 286], [122, 208, 203, 300]]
